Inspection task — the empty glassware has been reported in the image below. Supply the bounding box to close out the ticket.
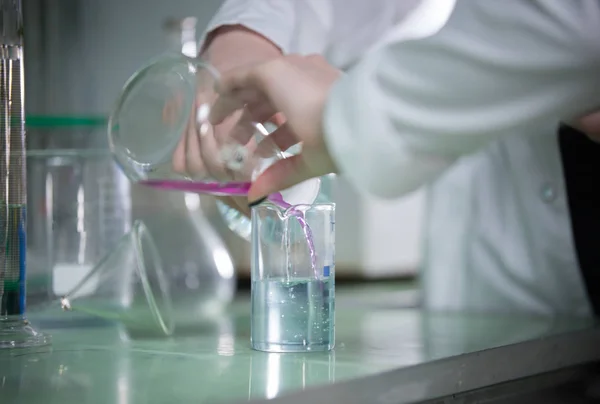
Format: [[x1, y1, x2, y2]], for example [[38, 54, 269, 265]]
[[59, 218, 236, 337]]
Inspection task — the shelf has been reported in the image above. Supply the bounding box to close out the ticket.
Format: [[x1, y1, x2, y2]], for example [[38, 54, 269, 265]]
[[26, 115, 107, 128]]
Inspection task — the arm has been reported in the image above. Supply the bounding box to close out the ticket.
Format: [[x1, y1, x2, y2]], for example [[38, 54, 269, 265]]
[[199, 0, 424, 67], [198, 0, 298, 55], [324, 0, 600, 199]]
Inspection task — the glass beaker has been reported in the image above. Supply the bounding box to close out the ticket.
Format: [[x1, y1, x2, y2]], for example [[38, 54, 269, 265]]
[[26, 117, 132, 309], [250, 203, 335, 352], [107, 53, 321, 226]]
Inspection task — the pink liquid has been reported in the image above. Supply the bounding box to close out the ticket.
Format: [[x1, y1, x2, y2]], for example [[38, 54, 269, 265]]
[[274, 197, 318, 276], [140, 179, 319, 275], [140, 179, 251, 196]]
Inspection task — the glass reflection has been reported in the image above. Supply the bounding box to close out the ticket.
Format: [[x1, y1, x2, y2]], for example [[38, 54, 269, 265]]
[[0, 346, 95, 404], [359, 310, 424, 367], [216, 317, 236, 357], [248, 351, 335, 400]]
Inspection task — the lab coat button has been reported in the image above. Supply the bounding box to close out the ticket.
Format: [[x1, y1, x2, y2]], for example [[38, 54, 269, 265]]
[[540, 183, 557, 202]]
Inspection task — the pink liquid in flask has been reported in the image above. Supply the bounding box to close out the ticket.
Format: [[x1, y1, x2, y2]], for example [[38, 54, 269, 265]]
[[140, 179, 251, 196]]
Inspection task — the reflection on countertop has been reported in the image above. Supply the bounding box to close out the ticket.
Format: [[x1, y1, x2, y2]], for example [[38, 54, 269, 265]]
[[1, 283, 596, 404]]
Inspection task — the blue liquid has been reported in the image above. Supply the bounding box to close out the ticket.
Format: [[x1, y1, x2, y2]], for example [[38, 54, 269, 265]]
[[0, 203, 27, 316], [251, 278, 334, 352], [1, 45, 27, 318]]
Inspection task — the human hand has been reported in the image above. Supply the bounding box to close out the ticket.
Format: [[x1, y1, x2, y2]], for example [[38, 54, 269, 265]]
[[171, 25, 283, 216], [574, 110, 600, 142], [209, 54, 342, 204]]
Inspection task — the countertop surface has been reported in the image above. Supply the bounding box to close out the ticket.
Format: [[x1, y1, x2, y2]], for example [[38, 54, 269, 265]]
[[1, 283, 597, 404]]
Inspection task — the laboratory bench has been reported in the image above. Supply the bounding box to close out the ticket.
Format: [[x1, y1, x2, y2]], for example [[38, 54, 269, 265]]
[[1, 282, 599, 404]]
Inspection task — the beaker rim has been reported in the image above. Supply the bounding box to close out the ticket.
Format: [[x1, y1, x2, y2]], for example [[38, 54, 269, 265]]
[[257, 202, 336, 212], [294, 202, 336, 210]]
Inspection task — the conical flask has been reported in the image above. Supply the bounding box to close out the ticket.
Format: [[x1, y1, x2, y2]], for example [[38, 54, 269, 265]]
[[60, 220, 174, 337]]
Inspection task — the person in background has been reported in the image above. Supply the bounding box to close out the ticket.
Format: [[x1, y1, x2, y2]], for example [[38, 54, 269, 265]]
[[175, 0, 600, 316]]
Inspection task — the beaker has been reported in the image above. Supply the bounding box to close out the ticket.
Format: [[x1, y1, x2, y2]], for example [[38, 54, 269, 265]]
[[107, 52, 321, 240], [250, 203, 336, 352], [26, 117, 132, 308]]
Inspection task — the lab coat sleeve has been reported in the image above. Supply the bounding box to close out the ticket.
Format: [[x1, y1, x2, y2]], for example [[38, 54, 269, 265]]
[[323, 0, 600, 199], [198, 0, 422, 58], [198, 0, 298, 53]]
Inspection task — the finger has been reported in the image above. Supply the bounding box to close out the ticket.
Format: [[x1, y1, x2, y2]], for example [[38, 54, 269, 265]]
[[222, 108, 264, 146], [217, 196, 251, 218], [169, 93, 191, 174], [185, 119, 205, 175], [189, 95, 236, 180], [172, 131, 188, 174], [214, 110, 265, 182], [209, 88, 262, 125], [183, 94, 214, 177], [305, 53, 329, 66], [188, 108, 224, 179], [218, 57, 309, 102], [198, 123, 231, 180], [253, 122, 299, 158], [210, 63, 283, 124], [267, 122, 300, 152], [196, 64, 220, 96], [245, 101, 279, 125], [247, 154, 311, 203]]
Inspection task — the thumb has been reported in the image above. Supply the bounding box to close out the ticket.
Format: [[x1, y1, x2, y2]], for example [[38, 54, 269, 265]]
[[248, 154, 310, 203]]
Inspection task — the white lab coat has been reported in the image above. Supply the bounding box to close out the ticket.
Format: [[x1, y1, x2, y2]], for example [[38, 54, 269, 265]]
[[201, 0, 600, 315]]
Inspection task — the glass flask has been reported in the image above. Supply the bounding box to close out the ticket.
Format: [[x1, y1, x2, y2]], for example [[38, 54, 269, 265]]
[[26, 117, 131, 310], [107, 52, 321, 240]]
